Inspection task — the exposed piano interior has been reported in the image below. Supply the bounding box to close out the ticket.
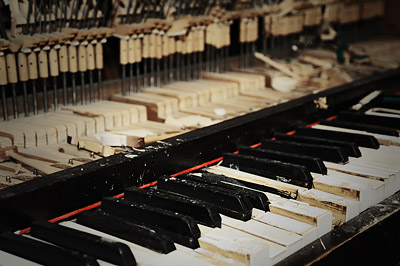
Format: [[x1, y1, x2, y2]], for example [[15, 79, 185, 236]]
[[0, 0, 400, 265]]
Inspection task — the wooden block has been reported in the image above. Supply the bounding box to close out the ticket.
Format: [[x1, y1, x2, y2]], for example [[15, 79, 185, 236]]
[[0, 136, 12, 148], [53, 111, 97, 136], [62, 105, 117, 131], [95, 102, 131, 127], [298, 189, 360, 225], [111, 94, 166, 121], [144, 87, 199, 109], [25, 114, 68, 143]]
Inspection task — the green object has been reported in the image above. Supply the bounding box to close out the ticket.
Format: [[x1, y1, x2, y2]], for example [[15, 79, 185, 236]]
[[336, 48, 345, 63]]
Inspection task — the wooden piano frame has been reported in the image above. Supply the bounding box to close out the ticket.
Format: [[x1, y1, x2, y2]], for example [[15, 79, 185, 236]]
[[1, 69, 400, 265]]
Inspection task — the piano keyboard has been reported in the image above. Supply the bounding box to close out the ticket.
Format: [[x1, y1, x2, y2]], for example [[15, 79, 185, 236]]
[[1, 101, 399, 266]]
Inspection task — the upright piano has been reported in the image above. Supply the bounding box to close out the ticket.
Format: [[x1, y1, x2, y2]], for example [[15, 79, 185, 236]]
[[0, 0, 399, 265]]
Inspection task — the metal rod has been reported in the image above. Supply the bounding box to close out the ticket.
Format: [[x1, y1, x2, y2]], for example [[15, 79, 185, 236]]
[[176, 53, 181, 80], [129, 63, 134, 94], [53, 76, 58, 110], [89, 70, 94, 102], [98, 69, 102, 100], [121, 64, 127, 95], [32, 80, 38, 114], [156, 58, 161, 87], [163, 57, 168, 84], [198, 51, 203, 79], [169, 54, 174, 82], [71, 73, 77, 105], [80, 72, 85, 105], [135, 62, 141, 93], [11, 84, 18, 119], [1, 86, 7, 121], [143, 59, 148, 88], [62, 72, 67, 105], [42, 80, 48, 113], [150, 58, 155, 87], [22, 82, 29, 116]]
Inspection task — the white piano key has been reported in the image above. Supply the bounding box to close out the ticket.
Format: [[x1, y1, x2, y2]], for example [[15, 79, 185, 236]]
[[365, 108, 400, 117], [199, 225, 281, 266], [60, 221, 159, 264], [0, 250, 42, 266], [269, 198, 333, 237], [298, 189, 360, 224], [313, 174, 373, 212], [22, 233, 117, 266], [60, 221, 213, 266], [325, 161, 397, 198], [251, 210, 318, 246], [221, 215, 304, 258], [326, 170, 385, 206]]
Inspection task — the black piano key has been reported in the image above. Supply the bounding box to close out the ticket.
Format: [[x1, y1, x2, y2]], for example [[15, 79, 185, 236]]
[[295, 127, 380, 149], [199, 169, 297, 199], [178, 173, 270, 212], [320, 119, 399, 137], [0, 232, 99, 266], [238, 146, 328, 174], [101, 197, 200, 249], [261, 139, 349, 163], [124, 187, 221, 228], [222, 153, 313, 188], [76, 211, 176, 254], [30, 220, 136, 266], [274, 132, 362, 158], [157, 176, 253, 221], [338, 111, 400, 130]]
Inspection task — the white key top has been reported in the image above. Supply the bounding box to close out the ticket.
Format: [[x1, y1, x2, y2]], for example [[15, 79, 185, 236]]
[[298, 189, 360, 224], [60, 221, 212, 266], [252, 210, 318, 246], [313, 174, 373, 212], [0, 250, 42, 266]]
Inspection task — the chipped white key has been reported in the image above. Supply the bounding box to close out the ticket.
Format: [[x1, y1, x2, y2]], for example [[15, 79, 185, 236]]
[[298, 189, 360, 225]]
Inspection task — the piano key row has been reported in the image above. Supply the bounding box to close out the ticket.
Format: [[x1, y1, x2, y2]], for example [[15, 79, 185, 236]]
[[1, 108, 399, 265]]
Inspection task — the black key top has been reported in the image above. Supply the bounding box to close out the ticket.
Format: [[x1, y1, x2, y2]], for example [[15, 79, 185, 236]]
[[238, 146, 327, 174], [124, 187, 221, 228], [339, 111, 400, 130], [179, 173, 270, 212], [30, 221, 136, 266], [157, 176, 253, 221], [0, 232, 99, 266], [76, 210, 176, 254], [201, 169, 297, 199], [274, 132, 362, 158], [295, 127, 380, 149], [321, 119, 399, 137], [261, 139, 349, 163], [102, 197, 200, 249], [222, 152, 313, 188]]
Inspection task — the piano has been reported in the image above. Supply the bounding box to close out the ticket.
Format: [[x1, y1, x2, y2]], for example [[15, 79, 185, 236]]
[[0, 0, 400, 265]]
